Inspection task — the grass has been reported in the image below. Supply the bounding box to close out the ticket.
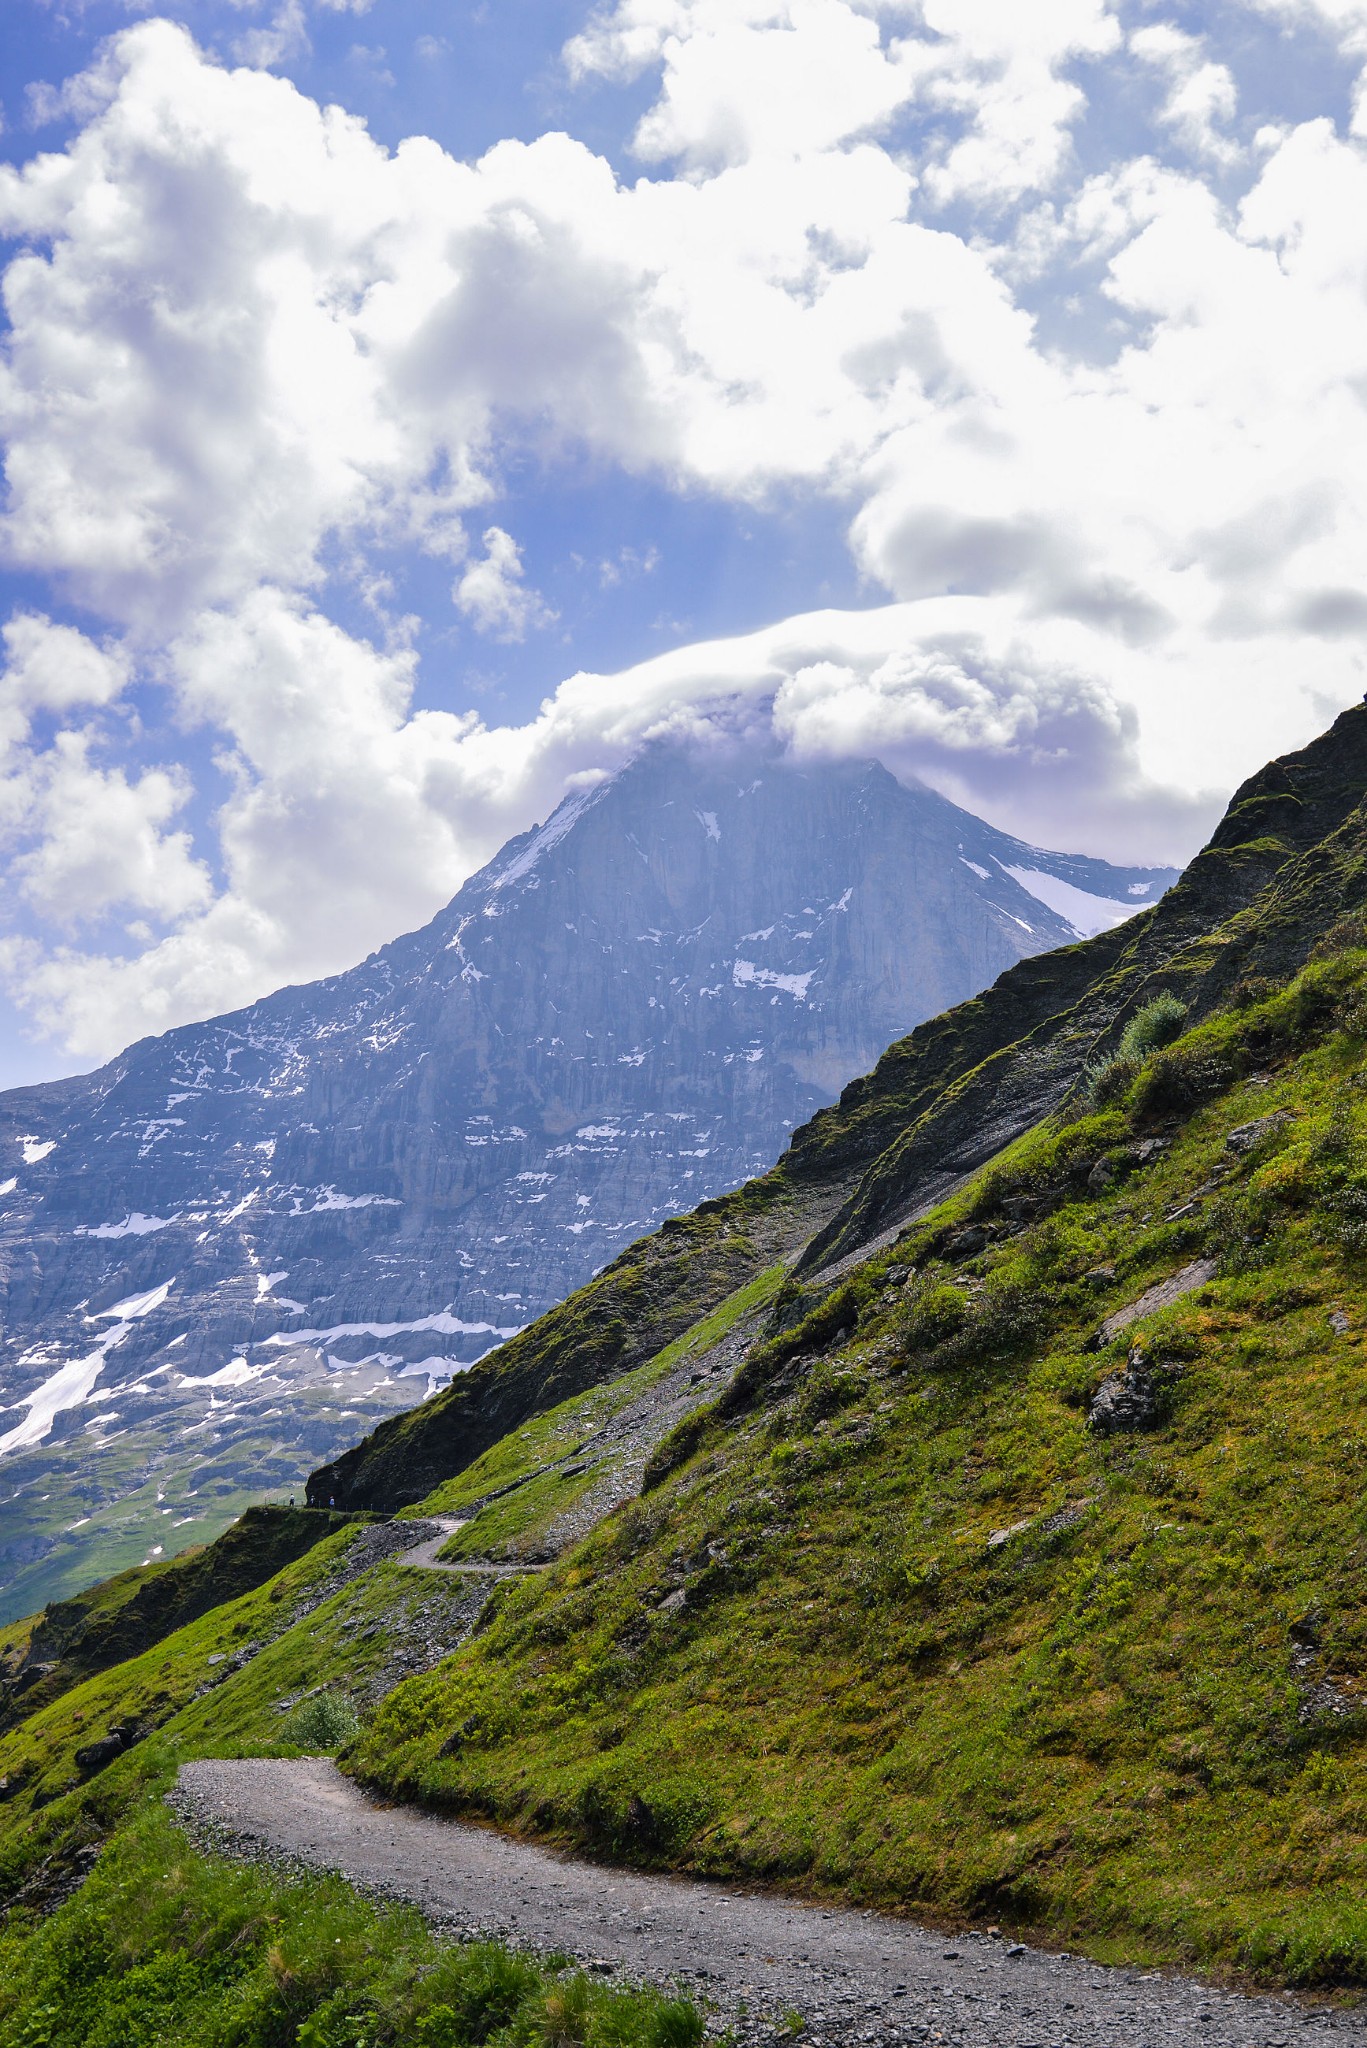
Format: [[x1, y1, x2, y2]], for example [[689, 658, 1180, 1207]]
[[0, 1507, 357, 1732], [10, 792, 1367, 2008], [0, 1539, 708, 2045], [0, 1520, 372, 1850], [347, 958, 1367, 1988], [418, 1265, 786, 1562], [0, 1802, 703, 2048]]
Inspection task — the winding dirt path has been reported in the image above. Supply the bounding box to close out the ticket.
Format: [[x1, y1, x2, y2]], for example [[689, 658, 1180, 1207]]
[[393, 1517, 540, 1577], [172, 1759, 1355, 2047]]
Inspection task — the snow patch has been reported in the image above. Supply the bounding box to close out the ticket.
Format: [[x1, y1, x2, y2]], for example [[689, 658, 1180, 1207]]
[[0, 1290, 158, 1457], [93, 1279, 173, 1321], [696, 809, 721, 842], [732, 960, 815, 1000], [1003, 867, 1146, 939], [19, 1137, 54, 1163], [0, 1349, 111, 1454], [0, 1178, 15, 1196], [182, 1357, 259, 1389], [289, 1187, 401, 1213], [265, 1310, 521, 1348], [75, 1212, 176, 1239], [491, 785, 600, 890], [960, 857, 991, 881], [397, 1354, 478, 1397]]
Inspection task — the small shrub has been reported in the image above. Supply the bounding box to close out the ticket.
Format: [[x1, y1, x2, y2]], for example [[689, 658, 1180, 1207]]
[[1207, 1193, 1280, 1274], [1132, 1040, 1236, 1117], [1231, 975, 1279, 1010], [900, 1277, 1049, 1374], [900, 1282, 970, 1359], [282, 1691, 361, 1753], [796, 1361, 865, 1426], [641, 1404, 717, 1492], [1118, 993, 1190, 1064], [1311, 913, 1367, 962], [1086, 1053, 1139, 1107], [1327, 1184, 1367, 1259]]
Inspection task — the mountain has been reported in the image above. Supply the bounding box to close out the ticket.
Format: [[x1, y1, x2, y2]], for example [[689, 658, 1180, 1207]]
[[2, 709, 1367, 2008], [0, 743, 1173, 1616], [308, 702, 1367, 1517]]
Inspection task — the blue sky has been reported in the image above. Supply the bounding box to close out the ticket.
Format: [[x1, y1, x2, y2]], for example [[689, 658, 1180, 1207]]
[[2, 0, 1367, 1085]]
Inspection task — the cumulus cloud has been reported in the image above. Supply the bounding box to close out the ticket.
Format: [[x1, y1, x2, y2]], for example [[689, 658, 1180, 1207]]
[[0, 612, 128, 742], [1130, 24, 1241, 166], [455, 528, 555, 640], [3, 7, 1367, 1064], [0, 614, 209, 936]]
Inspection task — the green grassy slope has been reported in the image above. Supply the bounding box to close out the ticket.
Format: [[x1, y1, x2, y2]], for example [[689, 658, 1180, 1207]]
[[0, 1524, 706, 2047], [9, 710, 1367, 2007], [351, 948, 1367, 1984], [308, 1174, 811, 1514], [0, 1801, 702, 2048], [0, 1505, 356, 1734]]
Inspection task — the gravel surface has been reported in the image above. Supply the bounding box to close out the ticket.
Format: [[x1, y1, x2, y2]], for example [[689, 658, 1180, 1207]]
[[172, 1758, 1361, 2046], [393, 1519, 539, 1576]]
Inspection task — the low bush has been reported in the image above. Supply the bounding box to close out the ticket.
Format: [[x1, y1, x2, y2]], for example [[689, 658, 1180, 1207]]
[[1118, 993, 1190, 1064], [282, 1690, 361, 1753]]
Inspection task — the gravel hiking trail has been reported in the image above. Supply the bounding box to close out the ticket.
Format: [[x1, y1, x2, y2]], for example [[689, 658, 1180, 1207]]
[[392, 1518, 541, 1577], [172, 1759, 1359, 2047]]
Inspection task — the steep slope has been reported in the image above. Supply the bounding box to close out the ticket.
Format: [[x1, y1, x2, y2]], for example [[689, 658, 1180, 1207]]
[[0, 744, 1170, 1617], [326, 709, 1367, 1979], [352, 956, 1367, 1980], [6, 710, 1367, 1992], [313, 703, 1367, 1516]]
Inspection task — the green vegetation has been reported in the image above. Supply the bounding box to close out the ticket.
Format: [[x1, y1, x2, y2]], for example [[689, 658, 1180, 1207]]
[[351, 953, 1367, 1986], [0, 1530, 707, 2044], [0, 1506, 357, 1732], [311, 1181, 792, 1515], [425, 1265, 786, 1562], [0, 1803, 702, 2047], [281, 1691, 361, 1753], [10, 710, 1367, 2018], [1088, 993, 1190, 1104]]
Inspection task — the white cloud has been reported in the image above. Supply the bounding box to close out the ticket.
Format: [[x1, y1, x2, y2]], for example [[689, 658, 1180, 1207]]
[[4, 9, 1367, 1064], [569, 0, 1121, 201], [0, 612, 128, 743], [0, 614, 209, 933], [1131, 24, 1241, 166], [12, 733, 210, 927], [455, 526, 555, 640]]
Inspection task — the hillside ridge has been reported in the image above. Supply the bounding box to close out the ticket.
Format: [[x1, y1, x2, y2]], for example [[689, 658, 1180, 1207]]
[[8, 709, 1367, 2011]]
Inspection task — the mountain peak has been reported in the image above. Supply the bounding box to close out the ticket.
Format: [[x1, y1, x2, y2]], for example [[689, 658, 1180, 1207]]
[[0, 743, 1176, 1614]]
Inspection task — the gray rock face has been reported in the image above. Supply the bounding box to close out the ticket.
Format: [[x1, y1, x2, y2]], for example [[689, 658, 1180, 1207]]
[[0, 743, 1175, 1613], [1096, 1257, 1219, 1346], [1089, 1345, 1183, 1434]]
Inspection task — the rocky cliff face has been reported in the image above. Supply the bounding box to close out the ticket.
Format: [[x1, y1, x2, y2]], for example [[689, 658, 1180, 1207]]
[[0, 743, 1173, 1614]]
